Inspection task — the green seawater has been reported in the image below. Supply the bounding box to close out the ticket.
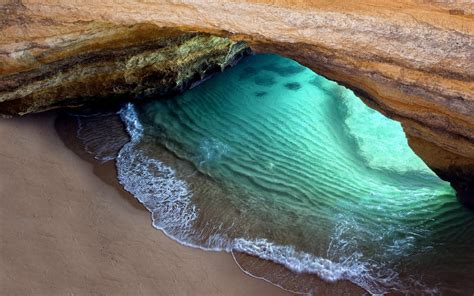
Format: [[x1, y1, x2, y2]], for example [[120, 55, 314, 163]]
[[114, 54, 474, 295]]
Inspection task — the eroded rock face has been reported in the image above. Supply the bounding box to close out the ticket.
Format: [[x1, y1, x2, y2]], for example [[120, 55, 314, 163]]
[[0, 3, 249, 114], [1, 0, 473, 205]]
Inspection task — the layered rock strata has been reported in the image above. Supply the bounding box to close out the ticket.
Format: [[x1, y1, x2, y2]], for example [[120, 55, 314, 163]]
[[0, 5, 248, 114], [0, 0, 473, 205]]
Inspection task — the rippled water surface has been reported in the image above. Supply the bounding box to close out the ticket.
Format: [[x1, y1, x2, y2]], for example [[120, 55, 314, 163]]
[[79, 54, 474, 295]]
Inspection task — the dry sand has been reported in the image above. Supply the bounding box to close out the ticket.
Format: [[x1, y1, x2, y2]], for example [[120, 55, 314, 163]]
[[0, 112, 289, 295]]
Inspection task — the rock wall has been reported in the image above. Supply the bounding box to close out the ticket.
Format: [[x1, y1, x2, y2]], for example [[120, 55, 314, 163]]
[[0, 4, 248, 114], [1, 0, 473, 205]]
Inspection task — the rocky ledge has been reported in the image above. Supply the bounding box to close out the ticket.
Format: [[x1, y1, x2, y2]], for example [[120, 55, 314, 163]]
[[1, 0, 473, 206], [0, 4, 248, 114]]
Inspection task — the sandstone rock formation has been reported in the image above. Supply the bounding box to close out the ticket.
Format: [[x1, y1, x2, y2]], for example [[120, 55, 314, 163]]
[[0, 5, 248, 114], [1, 0, 473, 205]]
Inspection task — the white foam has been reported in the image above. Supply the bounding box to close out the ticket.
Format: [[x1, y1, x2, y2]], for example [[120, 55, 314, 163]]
[[116, 103, 198, 239], [198, 137, 230, 166], [233, 237, 395, 296], [119, 104, 144, 142]]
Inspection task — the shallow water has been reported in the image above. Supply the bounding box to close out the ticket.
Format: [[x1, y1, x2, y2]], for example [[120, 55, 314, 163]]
[[79, 54, 474, 295]]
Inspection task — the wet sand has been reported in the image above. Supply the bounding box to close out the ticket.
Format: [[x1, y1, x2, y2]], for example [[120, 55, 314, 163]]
[[0, 112, 289, 295]]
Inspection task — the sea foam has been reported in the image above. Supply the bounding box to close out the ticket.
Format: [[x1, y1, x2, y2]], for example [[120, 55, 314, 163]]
[[117, 104, 198, 239]]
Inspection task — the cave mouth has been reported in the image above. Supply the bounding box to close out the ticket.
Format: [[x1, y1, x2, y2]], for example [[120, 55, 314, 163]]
[[72, 54, 474, 295]]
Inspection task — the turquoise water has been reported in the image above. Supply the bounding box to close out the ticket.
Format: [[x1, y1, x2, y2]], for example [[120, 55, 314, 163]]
[[112, 54, 474, 295]]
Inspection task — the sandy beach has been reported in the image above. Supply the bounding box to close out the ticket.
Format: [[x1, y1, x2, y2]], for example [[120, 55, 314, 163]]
[[0, 112, 289, 295]]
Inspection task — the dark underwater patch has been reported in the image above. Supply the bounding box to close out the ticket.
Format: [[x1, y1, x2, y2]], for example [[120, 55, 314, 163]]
[[309, 77, 324, 87], [284, 82, 301, 90], [254, 75, 276, 87], [255, 91, 267, 97]]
